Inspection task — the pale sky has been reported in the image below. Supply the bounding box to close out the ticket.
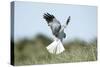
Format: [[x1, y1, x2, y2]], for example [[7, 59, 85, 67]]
[[14, 1, 97, 41]]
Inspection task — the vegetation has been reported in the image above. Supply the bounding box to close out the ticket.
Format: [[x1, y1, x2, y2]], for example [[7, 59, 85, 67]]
[[14, 34, 97, 66]]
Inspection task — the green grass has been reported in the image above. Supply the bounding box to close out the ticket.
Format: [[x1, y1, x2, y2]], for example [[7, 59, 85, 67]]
[[14, 34, 97, 66]]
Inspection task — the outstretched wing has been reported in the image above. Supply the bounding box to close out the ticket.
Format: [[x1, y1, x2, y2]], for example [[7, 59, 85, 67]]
[[59, 16, 71, 33], [58, 16, 71, 41], [43, 13, 61, 37]]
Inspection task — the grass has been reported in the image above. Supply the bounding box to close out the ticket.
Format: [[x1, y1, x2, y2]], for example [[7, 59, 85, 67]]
[[14, 34, 97, 66]]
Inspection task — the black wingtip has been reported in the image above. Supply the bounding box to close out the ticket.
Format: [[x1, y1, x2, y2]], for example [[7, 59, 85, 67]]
[[66, 16, 71, 25], [43, 13, 55, 23]]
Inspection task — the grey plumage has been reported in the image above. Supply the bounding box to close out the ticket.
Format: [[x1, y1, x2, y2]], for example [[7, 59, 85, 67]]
[[43, 13, 70, 41]]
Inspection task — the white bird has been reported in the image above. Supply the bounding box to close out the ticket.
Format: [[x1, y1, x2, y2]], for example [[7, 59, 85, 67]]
[[43, 13, 70, 54]]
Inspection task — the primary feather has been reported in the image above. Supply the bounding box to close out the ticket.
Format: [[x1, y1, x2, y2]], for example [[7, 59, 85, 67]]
[[66, 16, 71, 25]]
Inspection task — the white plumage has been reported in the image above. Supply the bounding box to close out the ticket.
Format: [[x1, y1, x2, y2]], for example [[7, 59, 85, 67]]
[[46, 38, 65, 54]]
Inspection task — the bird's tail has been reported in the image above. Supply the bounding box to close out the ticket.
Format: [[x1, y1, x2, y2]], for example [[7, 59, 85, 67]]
[[46, 39, 65, 54]]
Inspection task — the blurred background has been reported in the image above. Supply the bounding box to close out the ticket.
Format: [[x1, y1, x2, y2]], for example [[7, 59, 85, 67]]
[[13, 1, 97, 65]]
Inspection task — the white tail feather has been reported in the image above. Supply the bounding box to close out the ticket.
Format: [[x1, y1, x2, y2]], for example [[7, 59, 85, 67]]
[[46, 39, 65, 54]]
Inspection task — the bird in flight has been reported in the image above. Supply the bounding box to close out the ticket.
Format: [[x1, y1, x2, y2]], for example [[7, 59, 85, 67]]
[[43, 13, 71, 41]]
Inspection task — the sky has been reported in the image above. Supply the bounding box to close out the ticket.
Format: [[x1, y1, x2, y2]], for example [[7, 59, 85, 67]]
[[14, 1, 97, 41]]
